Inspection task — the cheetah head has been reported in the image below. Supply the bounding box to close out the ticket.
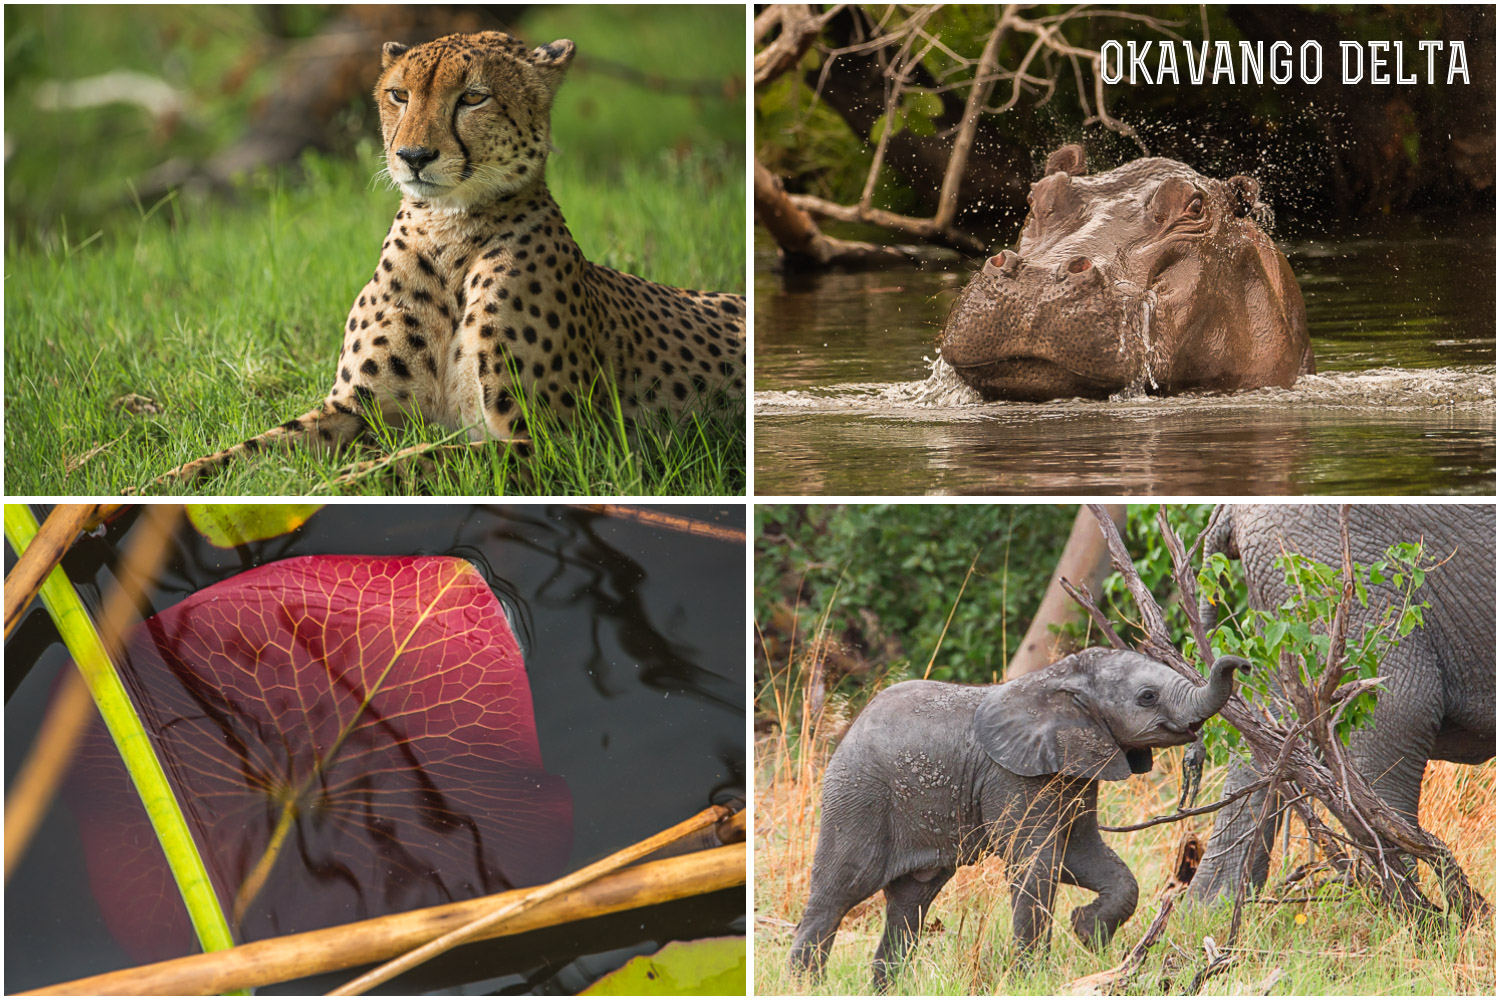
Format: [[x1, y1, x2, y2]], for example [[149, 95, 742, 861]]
[[376, 30, 575, 211]]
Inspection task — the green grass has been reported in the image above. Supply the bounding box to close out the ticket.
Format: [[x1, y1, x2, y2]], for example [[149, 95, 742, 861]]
[[3, 5, 745, 496]]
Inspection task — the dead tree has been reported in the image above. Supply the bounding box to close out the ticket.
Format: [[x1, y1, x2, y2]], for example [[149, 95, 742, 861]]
[[1007, 503, 1126, 677], [754, 4, 1177, 265], [1064, 504, 1489, 986]]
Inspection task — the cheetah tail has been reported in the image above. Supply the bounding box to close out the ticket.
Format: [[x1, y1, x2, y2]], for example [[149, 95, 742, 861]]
[[135, 401, 365, 493]]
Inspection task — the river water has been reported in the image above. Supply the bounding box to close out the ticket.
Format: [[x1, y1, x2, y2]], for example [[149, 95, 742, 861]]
[[753, 217, 1495, 495]]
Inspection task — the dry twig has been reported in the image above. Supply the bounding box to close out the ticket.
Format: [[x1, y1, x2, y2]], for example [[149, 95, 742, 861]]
[[329, 805, 736, 995], [25, 843, 744, 996]]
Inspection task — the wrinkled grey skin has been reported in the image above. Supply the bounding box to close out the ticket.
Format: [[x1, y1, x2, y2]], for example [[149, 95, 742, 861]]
[[789, 648, 1246, 988], [1189, 505, 1495, 905]]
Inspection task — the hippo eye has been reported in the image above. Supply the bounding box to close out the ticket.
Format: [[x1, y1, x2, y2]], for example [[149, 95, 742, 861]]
[[1137, 688, 1158, 707], [388, 88, 409, 105], [1186, 194, 1204, 217], [459, 91, 490, 107]]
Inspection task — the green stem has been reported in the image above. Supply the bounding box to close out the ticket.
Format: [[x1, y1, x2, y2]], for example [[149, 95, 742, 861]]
[[4, 504, 237, 959]]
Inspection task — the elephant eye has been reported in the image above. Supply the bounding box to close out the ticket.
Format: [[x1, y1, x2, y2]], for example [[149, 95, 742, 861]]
[[1185, 194, 1204, 217], [1137, 689, 1158, 707]]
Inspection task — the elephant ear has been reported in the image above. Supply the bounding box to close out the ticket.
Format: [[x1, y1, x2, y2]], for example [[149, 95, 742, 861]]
[[973, 671, 1131, 781]]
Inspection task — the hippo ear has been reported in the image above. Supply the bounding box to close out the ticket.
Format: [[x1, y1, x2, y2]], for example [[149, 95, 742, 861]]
[[974, 667, 1130, 782], [1226, 175, 1261, 218], [1045, 144, 1088, 178]]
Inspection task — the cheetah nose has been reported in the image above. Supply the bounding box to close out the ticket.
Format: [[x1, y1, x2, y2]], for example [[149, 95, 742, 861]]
[[397, 146, 440, 171]]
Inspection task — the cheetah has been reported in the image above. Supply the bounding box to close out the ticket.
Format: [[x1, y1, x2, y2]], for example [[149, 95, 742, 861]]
[[152, 30, 744, 487]]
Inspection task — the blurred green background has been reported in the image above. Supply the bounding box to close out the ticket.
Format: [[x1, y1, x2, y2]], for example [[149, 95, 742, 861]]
[[4, 4, 746, 243]]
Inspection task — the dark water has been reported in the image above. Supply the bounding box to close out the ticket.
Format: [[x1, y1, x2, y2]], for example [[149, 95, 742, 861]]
[[4, 504, 745, 994], [754, 217, 1495, 495]]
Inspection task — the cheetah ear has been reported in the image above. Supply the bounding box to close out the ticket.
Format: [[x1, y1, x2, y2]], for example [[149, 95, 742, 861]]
[[381, 41, 410, 69], [530, 38, 575, 92]]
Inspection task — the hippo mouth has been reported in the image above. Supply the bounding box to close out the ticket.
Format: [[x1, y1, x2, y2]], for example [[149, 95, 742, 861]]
[[948, 355, 1124, 402], [941, 263, 1159, 402]]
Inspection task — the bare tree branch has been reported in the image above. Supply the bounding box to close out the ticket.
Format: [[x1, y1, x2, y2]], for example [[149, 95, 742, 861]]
[[1069, 505, 1491, 938]]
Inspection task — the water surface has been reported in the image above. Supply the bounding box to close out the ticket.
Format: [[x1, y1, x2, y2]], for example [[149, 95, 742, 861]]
[[754, 217, 1494, 495]]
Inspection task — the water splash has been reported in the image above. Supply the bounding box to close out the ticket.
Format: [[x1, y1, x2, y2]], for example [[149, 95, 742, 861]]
[[755, 364, 1494, 420], [1111, 283, 1160, 398]]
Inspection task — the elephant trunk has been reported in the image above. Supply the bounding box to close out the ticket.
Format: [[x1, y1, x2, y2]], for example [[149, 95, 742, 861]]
[[1182, 655, 1248, 724]]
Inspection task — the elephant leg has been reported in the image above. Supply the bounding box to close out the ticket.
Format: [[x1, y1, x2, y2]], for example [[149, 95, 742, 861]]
[[871, 868, 953, 991], [1009, 842, 1063, 955], [1349, 691, 1435, 829], [789, 849, 888, 979], [1060, 826, 1138, 949], [1349, 696, 1438, 881], [1189, 759, 1281, 905]]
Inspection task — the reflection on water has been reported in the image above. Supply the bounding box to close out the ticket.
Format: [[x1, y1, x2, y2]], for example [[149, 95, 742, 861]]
[[754, 216, 1495, 495]]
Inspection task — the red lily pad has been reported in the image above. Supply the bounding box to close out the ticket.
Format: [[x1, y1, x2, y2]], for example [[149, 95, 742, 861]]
[[64, 555, 572, 961]]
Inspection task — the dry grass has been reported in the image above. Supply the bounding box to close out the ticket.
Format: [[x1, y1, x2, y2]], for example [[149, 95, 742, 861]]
[[754, 643, 1496, 996]]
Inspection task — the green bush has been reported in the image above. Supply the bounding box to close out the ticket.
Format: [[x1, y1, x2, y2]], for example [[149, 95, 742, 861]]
[[755, 504, 1075, 692]]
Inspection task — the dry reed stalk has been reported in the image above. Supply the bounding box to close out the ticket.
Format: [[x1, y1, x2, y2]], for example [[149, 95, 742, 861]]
[[330, 804, 735, 994], [26, 843, 743, 996], [4, 503, 120, 638], [567, 504, 746, 544], [4, 504, 181, 880], [3, 669, 92, 880]]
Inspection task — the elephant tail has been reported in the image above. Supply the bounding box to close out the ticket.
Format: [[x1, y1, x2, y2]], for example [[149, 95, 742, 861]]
[[1197, 505, 1239, 629]]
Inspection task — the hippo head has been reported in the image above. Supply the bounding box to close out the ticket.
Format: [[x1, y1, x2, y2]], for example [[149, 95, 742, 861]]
[[940, 144, 1313, 401]]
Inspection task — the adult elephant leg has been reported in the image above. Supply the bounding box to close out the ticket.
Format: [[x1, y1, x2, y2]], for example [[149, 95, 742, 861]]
[[1060, 825, 1139, 949], [871, 868, 954, 990], [1348, 696, 1438, 882], [1189, 759, 1281, 904]]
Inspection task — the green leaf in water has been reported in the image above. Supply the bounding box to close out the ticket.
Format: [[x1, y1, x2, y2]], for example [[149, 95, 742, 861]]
[[186, 503, 324, 547], [581, 937, 745, 995]]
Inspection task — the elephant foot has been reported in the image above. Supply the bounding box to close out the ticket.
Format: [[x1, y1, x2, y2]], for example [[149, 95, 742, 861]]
[[1069, 903, 1115, 950]]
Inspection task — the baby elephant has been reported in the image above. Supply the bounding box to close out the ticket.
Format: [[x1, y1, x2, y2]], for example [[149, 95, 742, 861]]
[[790, 647, 1245, 988]]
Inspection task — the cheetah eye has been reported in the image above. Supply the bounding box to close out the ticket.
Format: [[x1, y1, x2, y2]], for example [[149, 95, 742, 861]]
[[388, 88, 409, 105], [459, 92, 490, 107]]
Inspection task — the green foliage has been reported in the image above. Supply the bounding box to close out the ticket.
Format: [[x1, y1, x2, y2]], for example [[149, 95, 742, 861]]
[[1198, 541, 1431, 764], [185, 503, 324, 547], [755, 72, 914, 211], [5, 5, 744, 240], [1057, 504, 1224, 651], [754, 504, 1075, 690]]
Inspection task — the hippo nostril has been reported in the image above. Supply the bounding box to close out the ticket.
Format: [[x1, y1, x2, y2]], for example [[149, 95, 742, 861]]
[[986, 249, 1022, 277], [1067, 256, 1092, 274]]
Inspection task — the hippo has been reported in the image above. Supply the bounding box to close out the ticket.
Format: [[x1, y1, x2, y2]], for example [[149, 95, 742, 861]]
[[940, 145, 1313, 401]]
